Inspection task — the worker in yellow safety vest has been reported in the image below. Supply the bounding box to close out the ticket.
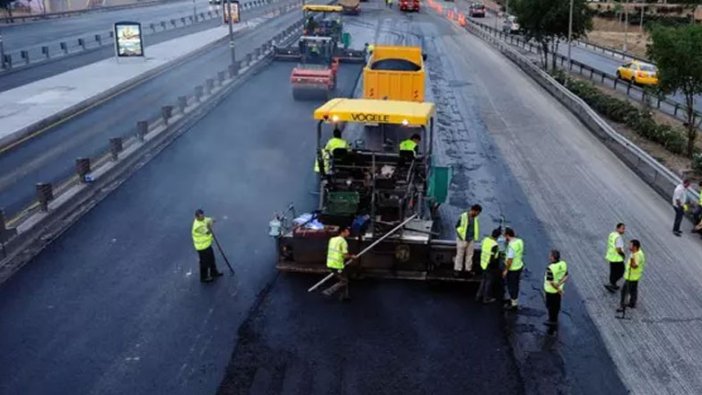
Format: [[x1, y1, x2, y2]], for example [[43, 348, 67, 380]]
[[322, 226, 357, 301], [604, 223, 626, 293], [693, 181, 702, 234], [192, 209, 223, 283], [399, 134, 421, 157], [618, 239, 646, 312], [454, 204, 482, 276], [475, 228, 501, 304], [502, 227, 524, 310], [315, 128, 349, 174], [544, 249, 568, 334]]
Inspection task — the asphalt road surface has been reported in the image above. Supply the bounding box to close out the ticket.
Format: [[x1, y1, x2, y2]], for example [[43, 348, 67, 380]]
[[7, 1, 700, 394], [0, 8, 302, 218], [0, 60, 362, 395]]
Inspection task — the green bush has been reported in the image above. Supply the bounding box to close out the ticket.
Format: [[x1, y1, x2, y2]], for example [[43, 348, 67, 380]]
[[693, 152, 702, 174], [551, 75, 694, 160]]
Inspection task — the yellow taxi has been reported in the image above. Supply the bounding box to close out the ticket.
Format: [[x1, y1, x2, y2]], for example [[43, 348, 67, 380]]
[[616, 60, 658, 86]]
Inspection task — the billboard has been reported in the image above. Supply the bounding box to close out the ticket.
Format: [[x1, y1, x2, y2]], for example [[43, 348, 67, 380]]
[[113, 21, 145, 57], [223, 1, 241, 24]]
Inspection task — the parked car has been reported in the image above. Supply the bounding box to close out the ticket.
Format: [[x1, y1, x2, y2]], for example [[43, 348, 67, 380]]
[[616, 60, 658, 86], [469, 3, 486, 17], [502, 15, 520, 34]]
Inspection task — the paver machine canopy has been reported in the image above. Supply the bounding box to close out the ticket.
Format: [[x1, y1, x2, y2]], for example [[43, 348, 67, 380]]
[[302, 4, 344, 42]]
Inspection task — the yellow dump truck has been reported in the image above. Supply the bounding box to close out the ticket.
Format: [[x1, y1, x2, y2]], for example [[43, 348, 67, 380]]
[[363, 45, 425, 102]]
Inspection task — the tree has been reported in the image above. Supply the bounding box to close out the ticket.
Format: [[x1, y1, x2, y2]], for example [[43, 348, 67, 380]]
[[1, 0, 16, 21], [648, 24, 702, 158], [512, 0, 592, 71]]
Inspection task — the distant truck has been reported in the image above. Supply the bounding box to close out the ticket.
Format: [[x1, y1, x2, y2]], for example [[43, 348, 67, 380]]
[[363, 45, 425, 102], [338, 0, 360, 14], [399, 0, 419, 12]]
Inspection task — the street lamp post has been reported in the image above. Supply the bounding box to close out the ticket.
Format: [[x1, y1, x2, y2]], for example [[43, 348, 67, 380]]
[[567, 0, 573, 78], [623, 0, 629, 52], [0, 29, 5, 70], [226, 0, 235, 65]]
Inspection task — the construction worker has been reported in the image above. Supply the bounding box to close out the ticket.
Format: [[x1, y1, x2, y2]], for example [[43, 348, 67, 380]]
[[544, 249, 568, 335], [692, 180, 702, 232], [454, 204, 481, 276], [315, 128, 349, 173], [399, 134, 421, 157], [618, 239, 645, 312], [672, 179, 690, 236], [604, 223, 626, 293], [385, 0, 393, 8], [304, 16, 317, 35], [475, 228, 501, 304], [192, 209, 223, 283], [322, 226, 357, 301], [502, 227, 523, 310]]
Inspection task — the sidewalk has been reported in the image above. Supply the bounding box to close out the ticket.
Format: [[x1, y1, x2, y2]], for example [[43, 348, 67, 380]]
[[0, 14, 271, 150]]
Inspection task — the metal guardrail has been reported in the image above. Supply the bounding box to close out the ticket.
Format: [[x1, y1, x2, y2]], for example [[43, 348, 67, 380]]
[[573, 39, 650, 64], [0, 0, 178, 24], [0, 0, 286, 72], [0, 16, 306, 270], [1, 11, 220, 72], [466, 18, 702, 131], [428, 0, 700, 217]]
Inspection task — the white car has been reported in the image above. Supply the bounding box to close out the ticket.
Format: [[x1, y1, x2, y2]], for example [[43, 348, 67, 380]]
[[502, 16, 520, 34]]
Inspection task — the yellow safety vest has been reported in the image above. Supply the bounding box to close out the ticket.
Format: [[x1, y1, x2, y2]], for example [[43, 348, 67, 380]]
[[508, 238, 524, 271], [456, 212, 479, 242], [480, 237, 498, 270], [192, 217, 213, 251], [544, 260, 568, 294], [605, 232, 624, 263], [314, 137, 349, 173], [327, 236, 348, 270], [399, 139, 418, 154], [368, 44, 375, 53], [625, 249, 646, 282]]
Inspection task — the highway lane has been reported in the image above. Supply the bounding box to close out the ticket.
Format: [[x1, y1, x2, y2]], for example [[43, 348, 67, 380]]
[[226, 6, 622, 394], [0, 9, 303, 218], [438, 6, 702, 394], [0, 0, 294, 92], [0, 5, 527, 395], [0, 60, 363, 395], [1, 0, 219, 52]]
